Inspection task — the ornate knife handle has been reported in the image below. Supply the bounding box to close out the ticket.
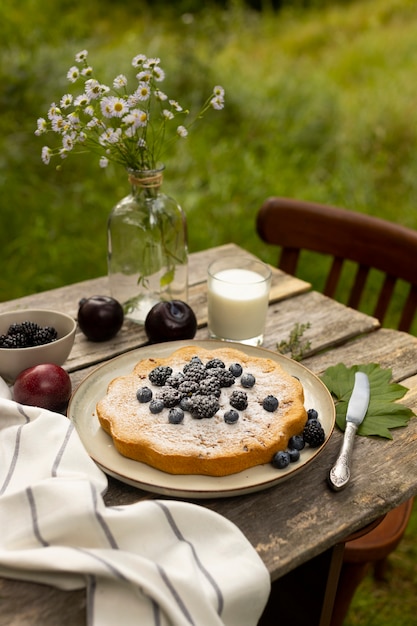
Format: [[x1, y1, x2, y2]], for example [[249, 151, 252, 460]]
[[328, 421, 358, 491]]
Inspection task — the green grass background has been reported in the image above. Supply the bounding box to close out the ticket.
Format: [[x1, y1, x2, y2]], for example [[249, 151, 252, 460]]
[[2, 0, 417, 329], [1, 0, 417, 622]]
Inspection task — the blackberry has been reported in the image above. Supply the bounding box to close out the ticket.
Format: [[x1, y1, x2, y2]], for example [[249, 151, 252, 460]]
[[190, 394, 219, 419], [229, 362, 243, 378], [148, 366, 173, 386], [136, 386, 153, 403], [149, 399, 164, 414], [230, 390, 248, 411], [156, 386, 182, 408], [241, 373, 256, 388], [262, 395, 279, 412], [4, 332, 27, 348], [168, 407, 184, 424], [198, 376, 221, 398], [210, 368, 235, 388], [224, 409, 239, 424], [165, 372, 185, 388], [288, 435, 305, 451], [307, 408, 319, 421], [1, 321, 58, 348], [32, 327, 58, 346], [183, 363, 207, 383], [205, 358, 225, 369], [272, 451, 290, 470], [22, 320, 40, 333], [178, 379, 199, 397], [5, 324, 17, 336], [9, 322, 32, 340], [303, 419, 325, 447]]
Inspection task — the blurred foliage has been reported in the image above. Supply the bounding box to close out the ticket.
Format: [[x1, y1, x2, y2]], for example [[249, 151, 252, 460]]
[[1, 0, 417, 335]]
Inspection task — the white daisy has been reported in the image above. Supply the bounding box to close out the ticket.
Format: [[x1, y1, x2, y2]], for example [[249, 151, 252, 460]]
[[176, 125, 188, 138], [51, 115, 66, 133], [132, 54, 147, 68], [169, 100, 183, 112], [210, 95, 224, 110], [113, 74, 128, 89], [60, 94, 73, 109], [155, 89, 168, 101], [136, 70, 152, 83], [47, 103, 60, 120], [123, 109, 148, 128], [99, 156, 109, 168], [67, 112, 80, 129], [62, 134, 76, 151], [74, 94, 89, 107], [100, 96, 129, 118], [85, 79, 102, 100], [41, 146, 51, 164], [67, 66, 80, 83], [152, 66, 165, 82], [35, 118, 47, 136], [86, 118, 101, 129], [99, 127, 122, 145], [145, 57, 160, 67], [135, 83, 151, 101], [75, 50, 88, 62]]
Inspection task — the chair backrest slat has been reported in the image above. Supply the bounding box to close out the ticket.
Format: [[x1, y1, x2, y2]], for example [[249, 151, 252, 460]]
[[374, 275, 397, 323], [279, 247, 300, 275], [324, 257, 344, 298], [348, 264, 370, 310], [399, 286, 417, 332], [256, 197, 417, 332]]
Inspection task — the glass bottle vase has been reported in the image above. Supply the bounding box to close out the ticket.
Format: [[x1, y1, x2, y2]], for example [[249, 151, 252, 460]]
[[107, 166, 188, 324]]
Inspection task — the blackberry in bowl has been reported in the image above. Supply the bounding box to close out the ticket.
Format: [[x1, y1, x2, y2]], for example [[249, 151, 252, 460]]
[[0, 309, 76, 382]]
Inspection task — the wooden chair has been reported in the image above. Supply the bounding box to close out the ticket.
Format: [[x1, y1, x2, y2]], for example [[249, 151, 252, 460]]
[[256, 196, 417, 332], [256, 196, 416, 625]]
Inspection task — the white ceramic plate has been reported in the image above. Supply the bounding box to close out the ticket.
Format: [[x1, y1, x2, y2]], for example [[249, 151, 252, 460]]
[[68, 340, 335, 498]]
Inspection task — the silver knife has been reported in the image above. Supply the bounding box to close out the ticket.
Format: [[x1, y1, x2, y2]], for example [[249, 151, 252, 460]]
[[328, 371, 370, 491]]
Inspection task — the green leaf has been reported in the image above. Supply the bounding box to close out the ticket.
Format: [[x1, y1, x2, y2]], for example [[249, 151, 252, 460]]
[[321, 363, 415, 439], [160, 268, 175, 288]]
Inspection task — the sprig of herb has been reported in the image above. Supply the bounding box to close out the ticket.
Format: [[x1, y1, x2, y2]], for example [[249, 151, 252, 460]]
[[276, 322, 311, 361]]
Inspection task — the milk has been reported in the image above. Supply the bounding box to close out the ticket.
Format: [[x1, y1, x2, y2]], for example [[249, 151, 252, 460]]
[[207, 266, 271, 345]]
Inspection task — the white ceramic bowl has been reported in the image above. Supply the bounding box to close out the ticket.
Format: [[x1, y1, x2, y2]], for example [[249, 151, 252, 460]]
[[0, 309, 76, 382]]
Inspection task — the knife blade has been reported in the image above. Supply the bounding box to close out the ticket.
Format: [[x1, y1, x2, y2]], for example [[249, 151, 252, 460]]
[[328, 371, 370, 491]]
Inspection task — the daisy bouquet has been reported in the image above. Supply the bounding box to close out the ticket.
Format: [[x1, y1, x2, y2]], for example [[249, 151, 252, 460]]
[[35, 49, 225, 171]]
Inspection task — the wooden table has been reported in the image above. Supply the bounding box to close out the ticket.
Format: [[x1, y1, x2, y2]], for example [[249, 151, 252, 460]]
[[2, 243, 417, 626]]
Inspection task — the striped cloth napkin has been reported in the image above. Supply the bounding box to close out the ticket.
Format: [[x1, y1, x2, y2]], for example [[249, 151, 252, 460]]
[[0, 387, 270, 626]]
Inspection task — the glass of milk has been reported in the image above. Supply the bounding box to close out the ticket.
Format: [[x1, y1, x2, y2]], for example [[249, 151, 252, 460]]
[[207, 256, 272, 346]]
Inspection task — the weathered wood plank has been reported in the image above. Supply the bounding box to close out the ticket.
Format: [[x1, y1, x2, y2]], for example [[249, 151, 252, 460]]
[[262, 291, 380, 356], [0, 579, 85, 626], [301, 327, 417, 382]]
